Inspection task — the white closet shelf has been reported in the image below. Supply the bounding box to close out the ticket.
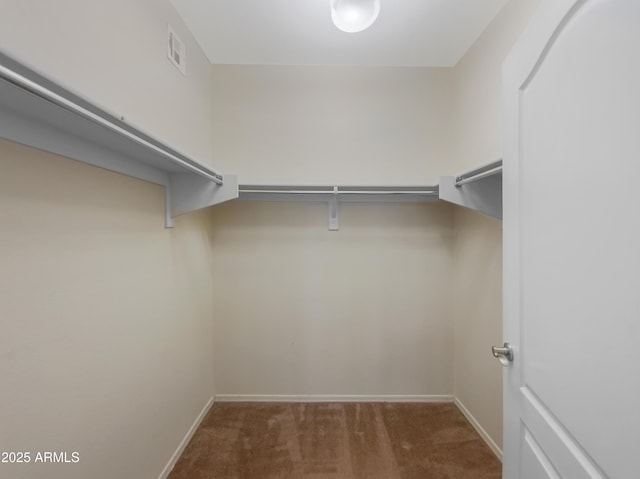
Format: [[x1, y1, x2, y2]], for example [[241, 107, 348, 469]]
[[0, 50, 237, 228], [0, 51, 501, 226], [238, 185, 439, 230], [439, 160, 502, 219]]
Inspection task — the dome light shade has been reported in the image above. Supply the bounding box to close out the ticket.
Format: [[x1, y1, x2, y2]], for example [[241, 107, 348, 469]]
[[331, 0, 380, 33]]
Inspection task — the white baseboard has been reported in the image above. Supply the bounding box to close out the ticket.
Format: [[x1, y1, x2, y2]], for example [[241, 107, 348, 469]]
[[158, 396, 215, 479], [454, 397, 502, 461], [214, 394, 454, 403]]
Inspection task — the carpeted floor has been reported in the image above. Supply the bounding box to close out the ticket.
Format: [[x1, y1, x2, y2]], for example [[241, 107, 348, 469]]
[[168, 402, 501, 479]]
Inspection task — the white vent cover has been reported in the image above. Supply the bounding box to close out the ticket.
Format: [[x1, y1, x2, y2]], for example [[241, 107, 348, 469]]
[[168, 25, 186, 75]]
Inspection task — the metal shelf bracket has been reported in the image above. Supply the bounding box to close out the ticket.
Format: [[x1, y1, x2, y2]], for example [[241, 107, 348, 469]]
[[439, 160, 503, 219], [328, 187, 340, 231]]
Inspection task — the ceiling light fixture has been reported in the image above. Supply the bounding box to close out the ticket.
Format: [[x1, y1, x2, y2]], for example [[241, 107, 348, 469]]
[[330, 0, 380, 33]]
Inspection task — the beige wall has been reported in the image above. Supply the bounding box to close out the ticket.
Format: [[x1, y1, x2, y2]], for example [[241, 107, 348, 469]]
[[450, 0, 542, 452], [0, 1, 218, 477], [208, 201, 454, 398], [0, 141, 215, 479], [211, 65, 453, 185], [451, 208, 504, 447], [206, 0, 543, 450], [0, 0, 214, 166], [451, 0, 543, 173]]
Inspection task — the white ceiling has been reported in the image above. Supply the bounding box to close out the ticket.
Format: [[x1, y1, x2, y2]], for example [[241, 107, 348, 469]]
[[169, 0, 510, 67]]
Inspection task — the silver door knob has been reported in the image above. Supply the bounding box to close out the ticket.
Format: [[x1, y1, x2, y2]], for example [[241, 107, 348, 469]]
[[491, 342, 514, 366]]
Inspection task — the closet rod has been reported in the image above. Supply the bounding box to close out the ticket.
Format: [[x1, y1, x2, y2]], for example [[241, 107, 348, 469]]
[[239, 187, 438, 196], [455, 160, 502, 186], [0, 56, 224, 185]]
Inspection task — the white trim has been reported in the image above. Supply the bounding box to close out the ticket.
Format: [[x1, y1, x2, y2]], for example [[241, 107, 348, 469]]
[[157, 396, 215, 479], [213, 394, 454, 403], [454, 397, 503, 462]]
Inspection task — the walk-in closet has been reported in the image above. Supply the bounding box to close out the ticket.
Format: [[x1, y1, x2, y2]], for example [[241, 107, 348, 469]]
[[2, 0, 638, 478]]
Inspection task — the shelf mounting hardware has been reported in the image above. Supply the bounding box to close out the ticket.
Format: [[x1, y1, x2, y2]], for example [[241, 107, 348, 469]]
[[329, 186, 339, 231]]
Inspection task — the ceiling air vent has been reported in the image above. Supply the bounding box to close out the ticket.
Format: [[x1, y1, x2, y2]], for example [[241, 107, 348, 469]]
[[168, 25, 186, 75]]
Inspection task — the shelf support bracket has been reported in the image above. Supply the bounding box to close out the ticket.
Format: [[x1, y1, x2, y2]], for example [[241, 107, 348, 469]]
[[439, 174, 502, 219], [170, 173, 238, 219], [328, 186, 340, 231], [164, 185, 174, 229]]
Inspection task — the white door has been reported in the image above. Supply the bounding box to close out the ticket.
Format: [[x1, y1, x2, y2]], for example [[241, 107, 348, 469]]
[[501, 0, 640, 477]]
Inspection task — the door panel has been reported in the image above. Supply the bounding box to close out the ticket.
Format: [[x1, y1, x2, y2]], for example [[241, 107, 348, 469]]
[[521, 430, 560, 479], [503, 0, 640, 477], [520, 387, 603, 478]]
